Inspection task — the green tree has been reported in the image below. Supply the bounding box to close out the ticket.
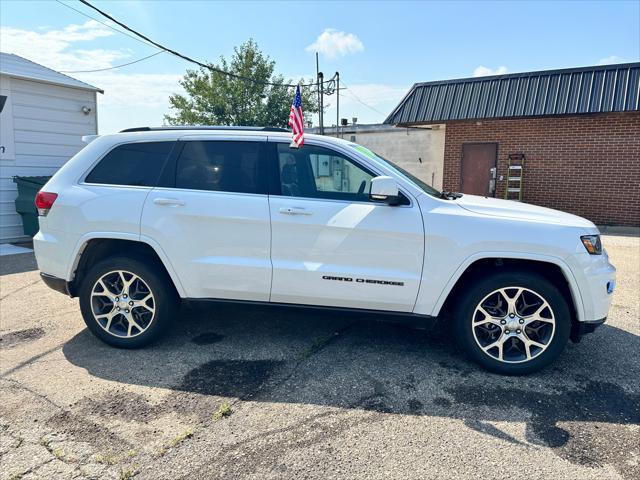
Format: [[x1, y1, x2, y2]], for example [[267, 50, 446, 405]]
[[165, 40, 318, 128]]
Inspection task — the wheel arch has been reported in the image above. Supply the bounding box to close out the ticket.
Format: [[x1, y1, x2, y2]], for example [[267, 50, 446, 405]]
[[67, 233, 186, 298], [433, 253, 585, 326]]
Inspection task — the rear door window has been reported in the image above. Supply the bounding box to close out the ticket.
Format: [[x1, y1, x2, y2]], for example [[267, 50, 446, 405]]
[[85, 142, 174, 187], [175, 141, 267, 194]]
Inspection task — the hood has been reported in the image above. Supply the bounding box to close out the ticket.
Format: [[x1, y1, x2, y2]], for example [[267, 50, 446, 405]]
[[456, 194, 596, 229]]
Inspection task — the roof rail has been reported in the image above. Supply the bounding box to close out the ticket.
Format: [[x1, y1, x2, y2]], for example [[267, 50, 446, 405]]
[[119, 126, 289, 133]]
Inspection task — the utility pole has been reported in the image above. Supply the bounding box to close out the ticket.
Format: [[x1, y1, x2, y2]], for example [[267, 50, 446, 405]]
[[315, 53, 321, 134], [318, 71, 324, 135], [314, 54, 339, 137], [336, 71, 340, 138]]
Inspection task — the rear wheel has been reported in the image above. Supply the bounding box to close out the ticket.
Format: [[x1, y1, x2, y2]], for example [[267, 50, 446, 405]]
[[454, 271, 571, 375], [79, 255, 177, 348]]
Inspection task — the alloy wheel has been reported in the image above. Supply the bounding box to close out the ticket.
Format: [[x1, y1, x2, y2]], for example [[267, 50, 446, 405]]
[[90, 270, 156, 338], [471, 287, 555, 363]]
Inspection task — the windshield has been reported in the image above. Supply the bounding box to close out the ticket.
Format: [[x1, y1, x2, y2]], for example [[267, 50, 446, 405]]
[[348, 143, 442, 198]]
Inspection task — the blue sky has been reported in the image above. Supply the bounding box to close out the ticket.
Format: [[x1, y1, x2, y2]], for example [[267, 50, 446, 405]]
[[1, 0, 639, 133]]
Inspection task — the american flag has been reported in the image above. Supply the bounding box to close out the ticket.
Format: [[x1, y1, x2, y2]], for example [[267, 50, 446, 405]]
[[288, 85, 304, 147]]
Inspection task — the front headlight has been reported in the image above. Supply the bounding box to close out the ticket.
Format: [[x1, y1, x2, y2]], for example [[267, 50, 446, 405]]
[[581, 235, 602, 255]]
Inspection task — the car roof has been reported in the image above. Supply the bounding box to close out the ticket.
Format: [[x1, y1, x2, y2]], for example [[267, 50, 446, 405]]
[[97, 126, 353, 147], [119, 126, 289, 133]]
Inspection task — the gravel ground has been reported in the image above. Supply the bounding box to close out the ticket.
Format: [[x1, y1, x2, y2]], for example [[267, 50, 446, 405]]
[[0, 235, 638, 479]]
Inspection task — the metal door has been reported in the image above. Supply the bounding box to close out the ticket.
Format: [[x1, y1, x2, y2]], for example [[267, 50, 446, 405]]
[[461, 143, 498, 196]]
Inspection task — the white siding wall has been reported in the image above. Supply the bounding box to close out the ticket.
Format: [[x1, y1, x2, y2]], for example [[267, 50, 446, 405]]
[[0, 75, 97, 242]]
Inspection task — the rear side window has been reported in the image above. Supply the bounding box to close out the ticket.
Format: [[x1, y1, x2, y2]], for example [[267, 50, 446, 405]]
[[85, 142, 173, 186], [175, 141, 267, 194]]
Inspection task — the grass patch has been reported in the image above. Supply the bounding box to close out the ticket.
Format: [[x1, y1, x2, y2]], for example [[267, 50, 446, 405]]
[[152, 446, 167, 458], [212, 402, 232, 420], [95, 452, 120, 466], [119, 466, 137, 480], [153, 427, 195, 458], [39, 436, 61, 459], [169, 428, 194, 448]]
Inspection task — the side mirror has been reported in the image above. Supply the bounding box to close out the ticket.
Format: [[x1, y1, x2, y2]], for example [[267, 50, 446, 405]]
[[369, 176, 400, 205]]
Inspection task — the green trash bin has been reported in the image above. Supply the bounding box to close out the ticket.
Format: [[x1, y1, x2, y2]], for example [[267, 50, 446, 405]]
[[12, 176, 52, 237]]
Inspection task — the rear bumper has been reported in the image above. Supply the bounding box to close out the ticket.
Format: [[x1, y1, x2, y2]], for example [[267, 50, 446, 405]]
[[33, 227, 80, 282], [40, 273, 72, 297]]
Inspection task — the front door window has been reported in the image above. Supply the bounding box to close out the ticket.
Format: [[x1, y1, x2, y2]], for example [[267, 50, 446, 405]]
[[276, 143, 374, 202]]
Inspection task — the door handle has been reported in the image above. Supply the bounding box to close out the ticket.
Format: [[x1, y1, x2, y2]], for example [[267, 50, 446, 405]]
[[153, 197, 185, 207], [279, 206, 312, 215]]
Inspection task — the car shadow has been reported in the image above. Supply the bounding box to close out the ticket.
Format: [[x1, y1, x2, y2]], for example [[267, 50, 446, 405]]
[[62, 302, 640, 473]]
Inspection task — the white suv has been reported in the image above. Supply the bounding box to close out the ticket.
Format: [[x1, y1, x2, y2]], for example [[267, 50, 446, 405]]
[[33, 126, 616, 374]]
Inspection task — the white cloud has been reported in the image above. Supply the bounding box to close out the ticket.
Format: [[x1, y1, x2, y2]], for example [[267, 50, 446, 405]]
[[473, 65, 508, 77], [0, 22, 183, 133], [597, 55, 623, 65], [0, 21, 123, 71], [306, 29, 364, 59]]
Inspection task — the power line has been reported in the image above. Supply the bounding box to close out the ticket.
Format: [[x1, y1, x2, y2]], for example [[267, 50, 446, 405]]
[[77, 0, 322, 89], [340, 82, 387, 116], [59, 51, 164, 73], [54, 0, 159, 50]]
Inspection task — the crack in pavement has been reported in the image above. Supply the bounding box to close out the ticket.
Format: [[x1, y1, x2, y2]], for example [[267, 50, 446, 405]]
[[0, 278, 41, 301], [1, 342, 66, 377], [0, 377, 66, 411]]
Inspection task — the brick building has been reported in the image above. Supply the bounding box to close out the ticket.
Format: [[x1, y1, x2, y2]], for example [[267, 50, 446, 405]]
[[385, 63, 640, 226]]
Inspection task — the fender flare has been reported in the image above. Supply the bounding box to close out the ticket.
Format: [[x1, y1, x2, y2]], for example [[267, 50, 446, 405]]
[[67, 232, 187, 298], [430, 251, 586, 322]]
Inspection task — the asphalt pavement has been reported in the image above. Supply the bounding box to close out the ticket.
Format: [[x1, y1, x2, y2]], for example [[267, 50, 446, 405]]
[[1, 234, 638, 479]]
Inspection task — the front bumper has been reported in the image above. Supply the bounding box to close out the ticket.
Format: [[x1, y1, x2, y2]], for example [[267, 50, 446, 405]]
[[571, 317, 607, 343], [568, 250, 616, 322]]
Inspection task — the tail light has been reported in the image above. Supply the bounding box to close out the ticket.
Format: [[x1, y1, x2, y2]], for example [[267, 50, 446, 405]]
[[35, 191, 58, 216]]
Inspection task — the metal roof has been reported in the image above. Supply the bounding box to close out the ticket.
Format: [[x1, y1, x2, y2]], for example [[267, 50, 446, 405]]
[[385, 63, 640, 125], [0, 52, 103, 93]]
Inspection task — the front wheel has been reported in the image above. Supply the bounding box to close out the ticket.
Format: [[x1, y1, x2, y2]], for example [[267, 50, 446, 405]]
[[454, 271, 571, 375], [79, 255, 177, 348]]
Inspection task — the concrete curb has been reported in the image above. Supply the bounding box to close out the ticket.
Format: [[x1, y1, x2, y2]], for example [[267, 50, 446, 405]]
[[598, 225, 640, 237]]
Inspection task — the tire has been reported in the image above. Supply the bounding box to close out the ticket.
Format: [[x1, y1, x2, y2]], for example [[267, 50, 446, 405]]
[[79, 255, 178, 348], [453, 270, 571, 375]]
